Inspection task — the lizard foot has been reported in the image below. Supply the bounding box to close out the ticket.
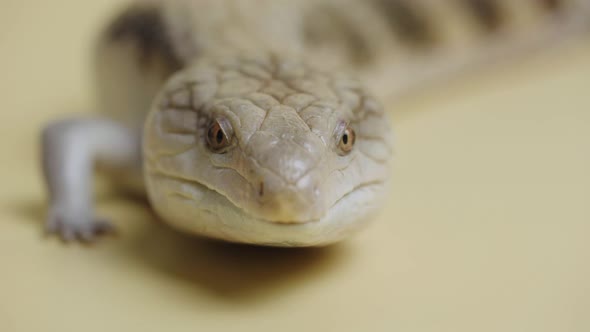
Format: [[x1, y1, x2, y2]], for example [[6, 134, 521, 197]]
[[45, 207, 116, 243]]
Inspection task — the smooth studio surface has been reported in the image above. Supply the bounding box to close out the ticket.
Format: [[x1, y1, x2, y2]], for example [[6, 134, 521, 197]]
[[1, 1, 589, 331]]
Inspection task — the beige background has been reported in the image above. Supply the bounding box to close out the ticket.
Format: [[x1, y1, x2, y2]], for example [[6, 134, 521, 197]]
[[1, 1, 589, 331]]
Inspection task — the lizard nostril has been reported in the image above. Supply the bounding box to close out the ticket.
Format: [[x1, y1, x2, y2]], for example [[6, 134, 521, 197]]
[[259, 181, 265, 197]]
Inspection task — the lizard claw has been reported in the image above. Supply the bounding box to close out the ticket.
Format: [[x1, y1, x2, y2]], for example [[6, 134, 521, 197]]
[[45, 208, 116, 243]]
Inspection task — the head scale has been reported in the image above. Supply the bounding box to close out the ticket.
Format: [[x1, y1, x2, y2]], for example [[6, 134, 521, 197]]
[[143, 54, 393, 246]]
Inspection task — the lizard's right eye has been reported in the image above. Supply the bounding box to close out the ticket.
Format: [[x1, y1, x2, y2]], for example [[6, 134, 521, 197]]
[[207, 118, 233, 153]]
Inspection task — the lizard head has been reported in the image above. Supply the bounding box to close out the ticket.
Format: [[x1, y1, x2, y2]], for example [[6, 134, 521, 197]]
[[143, 54, 393, 246]]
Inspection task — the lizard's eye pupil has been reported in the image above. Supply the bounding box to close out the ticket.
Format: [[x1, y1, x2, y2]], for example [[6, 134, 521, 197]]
[[216, 129, 224, 144], [338, 125, 356, 154], [207, 118, 232, 152]]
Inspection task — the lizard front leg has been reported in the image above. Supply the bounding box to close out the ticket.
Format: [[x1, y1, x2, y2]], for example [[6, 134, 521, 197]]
[[41, 118, 141, 242]]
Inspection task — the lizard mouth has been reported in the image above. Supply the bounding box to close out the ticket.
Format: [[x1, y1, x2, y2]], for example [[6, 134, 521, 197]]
[[251, 181, 386, 225], [169, 177, 384, 225], [148, 170, 388, 246]]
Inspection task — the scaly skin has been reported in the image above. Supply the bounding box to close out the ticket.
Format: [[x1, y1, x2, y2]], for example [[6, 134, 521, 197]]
[[41, 0, 588, 244], [143, 54, 392, 246]]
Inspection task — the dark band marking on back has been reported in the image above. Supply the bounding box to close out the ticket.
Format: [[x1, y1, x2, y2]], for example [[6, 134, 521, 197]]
[[540, 0, 564, 12], [373, 0, 436, 48], [107, 5, 184, 71], [304, 5, 374, 64], [461, 0, 503, 32]]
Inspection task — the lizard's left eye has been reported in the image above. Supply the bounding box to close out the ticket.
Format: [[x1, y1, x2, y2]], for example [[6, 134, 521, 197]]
[[338, 125, 356, 154], [207, 118, 233, 152]]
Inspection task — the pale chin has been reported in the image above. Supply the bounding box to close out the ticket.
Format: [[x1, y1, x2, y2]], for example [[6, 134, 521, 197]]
[[145, 173, 388, 247]]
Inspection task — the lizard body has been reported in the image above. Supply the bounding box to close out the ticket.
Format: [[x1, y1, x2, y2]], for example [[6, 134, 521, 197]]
[[42, 0, 589, 245]]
